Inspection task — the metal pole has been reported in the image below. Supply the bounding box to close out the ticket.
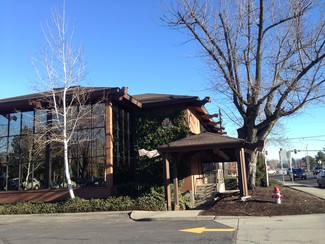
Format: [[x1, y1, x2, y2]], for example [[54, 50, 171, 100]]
[[264, 151, 269, 187], [288, 151, 294, 183], [280, 148, 284, 184], [306, 144, 310, 172]]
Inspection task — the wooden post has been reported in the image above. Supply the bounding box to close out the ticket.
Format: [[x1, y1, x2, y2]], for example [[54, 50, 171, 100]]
[[236, 147, 248, 197], [173, 159, 179, 210], [105, 101, 114, 194], [163, 154, 172, 211]]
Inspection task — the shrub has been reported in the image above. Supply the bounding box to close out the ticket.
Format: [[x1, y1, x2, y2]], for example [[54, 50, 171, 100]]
[[116, 182, 151, 198], [32, 202, 60, 214], [269, 178, 283, 187], [102, 196, 135, 211], [134, 193, 166, 211], [88, 198, 107, 211], [225, 178, 238, 190], [0, 202, 59, 215], [134, 186, 166, 211], [0, 184, 174, 214], [60, 197, 92, 213], [256, 153, 267, 187]]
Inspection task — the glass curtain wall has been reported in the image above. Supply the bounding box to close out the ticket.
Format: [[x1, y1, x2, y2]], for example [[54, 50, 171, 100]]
[[0, 111, 46, 191], [50, 103, 107, 189], [112, 103, 134, 184], [0, 102, 108, 191]]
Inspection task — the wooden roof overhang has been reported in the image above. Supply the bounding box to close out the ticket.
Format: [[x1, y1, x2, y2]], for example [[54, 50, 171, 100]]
[[0, 86, 142, 115], [158, 132, 264, 155], [158, 132, 264, 211]]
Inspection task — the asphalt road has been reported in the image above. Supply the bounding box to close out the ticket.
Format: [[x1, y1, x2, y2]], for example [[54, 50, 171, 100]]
[[0, 212, 236, 244], [270, 172, 318, 186]]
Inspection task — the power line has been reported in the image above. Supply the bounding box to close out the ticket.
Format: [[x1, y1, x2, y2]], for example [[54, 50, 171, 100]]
[[288, 135, 325, 140]]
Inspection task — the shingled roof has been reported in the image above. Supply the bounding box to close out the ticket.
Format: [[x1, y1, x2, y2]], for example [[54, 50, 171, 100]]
[[133, 93, 210, 108], [158, 132, 264, 153], [158, 132, 245, 153]]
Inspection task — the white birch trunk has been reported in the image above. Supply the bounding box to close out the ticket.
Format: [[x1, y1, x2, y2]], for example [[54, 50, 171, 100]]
[[63, 89, 75, 198]]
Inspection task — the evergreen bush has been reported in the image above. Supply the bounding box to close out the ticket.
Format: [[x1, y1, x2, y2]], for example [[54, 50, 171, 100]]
[[256, 153, 267, 187], [0, 193, 165, 215]]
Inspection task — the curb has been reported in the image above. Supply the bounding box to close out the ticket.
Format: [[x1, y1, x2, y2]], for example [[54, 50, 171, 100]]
[[129, 210, 215, 221]]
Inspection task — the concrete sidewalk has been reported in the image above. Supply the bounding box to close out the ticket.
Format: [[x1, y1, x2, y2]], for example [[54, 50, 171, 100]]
[[217, 214, 325, 244], [282, 180, 325, 200], [130, 210, 325, 243], [130, 182, 325, 243]]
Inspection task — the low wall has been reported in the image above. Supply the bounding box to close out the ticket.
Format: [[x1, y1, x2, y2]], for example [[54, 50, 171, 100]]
[[0, 187, 110, 203]]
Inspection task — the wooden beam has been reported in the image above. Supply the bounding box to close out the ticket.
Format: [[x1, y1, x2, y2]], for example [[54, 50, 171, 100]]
[[172, 160, 179, 210], [163, 154, 172, 211], [213, 148, 230, 161], [236, 148, 248, 197], [238, 148, 248, 197]]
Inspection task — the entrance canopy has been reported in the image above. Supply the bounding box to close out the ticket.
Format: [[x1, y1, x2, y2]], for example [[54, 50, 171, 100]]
[[158, 132, 264, 210], [159, 132, 263, 154]]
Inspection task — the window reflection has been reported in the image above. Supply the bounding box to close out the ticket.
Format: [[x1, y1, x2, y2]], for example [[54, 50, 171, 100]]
[[0, 115, 8, 137], [35, 110, 47, 133], [113, 104, 133, 184], [22, 111, 34, 132], [93, 103, 105, 127], [9, 113, 20, 136], [1, 102, 110, 191]]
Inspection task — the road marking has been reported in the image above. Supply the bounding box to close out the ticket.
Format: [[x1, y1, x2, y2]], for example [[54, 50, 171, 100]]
[[179, 227, 236, 234]]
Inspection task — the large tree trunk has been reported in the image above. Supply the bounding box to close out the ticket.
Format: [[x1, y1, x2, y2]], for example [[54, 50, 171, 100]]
[[238, 118, 276, 189], [238, 125, 259, 189], [246, 151, 258, 189]]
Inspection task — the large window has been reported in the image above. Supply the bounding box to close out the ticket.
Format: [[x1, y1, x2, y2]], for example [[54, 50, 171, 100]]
[[51, 103, 106, 188], [112, 103, 134, 184], [0, 102, 107, 191], [0, 111, 46, 191]]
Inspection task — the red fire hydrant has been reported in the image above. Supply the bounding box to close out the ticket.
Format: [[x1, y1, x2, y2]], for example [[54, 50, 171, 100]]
[[272, 186, 283, 204]]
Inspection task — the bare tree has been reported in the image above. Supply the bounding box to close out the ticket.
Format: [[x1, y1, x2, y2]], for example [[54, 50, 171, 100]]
[[31, 2, 91, 198], [163, 0, 325, 188], [19, 127, 45, 187]]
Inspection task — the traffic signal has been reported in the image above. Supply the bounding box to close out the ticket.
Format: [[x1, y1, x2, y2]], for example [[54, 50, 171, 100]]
[[294, 149, 297, 154]]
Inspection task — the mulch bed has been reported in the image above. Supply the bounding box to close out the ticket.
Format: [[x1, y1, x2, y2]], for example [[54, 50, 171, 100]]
[[199, 186, 325, 216]]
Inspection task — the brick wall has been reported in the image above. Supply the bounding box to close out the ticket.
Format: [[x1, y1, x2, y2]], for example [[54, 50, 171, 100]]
[[0, 187, 110, 203]]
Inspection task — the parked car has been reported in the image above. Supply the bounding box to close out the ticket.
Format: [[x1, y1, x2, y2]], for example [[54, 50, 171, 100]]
[[317, 170, 325, 187], [290, 168, 307, 180], [51, 179, 77, 189], [312, 167, 323, 175], [22, 178, 40, 190], [267, 169, 277, 174], [7, 178, 21, 190]]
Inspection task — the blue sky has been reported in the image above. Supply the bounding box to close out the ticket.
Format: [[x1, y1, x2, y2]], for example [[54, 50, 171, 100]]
[[0, 0, 324, 160]]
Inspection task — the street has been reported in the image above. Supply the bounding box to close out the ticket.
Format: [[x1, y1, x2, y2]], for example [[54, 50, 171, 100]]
[[1, 172, 322, 244], [0, 212, 236, 244], [270, 171, 318, 187]]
